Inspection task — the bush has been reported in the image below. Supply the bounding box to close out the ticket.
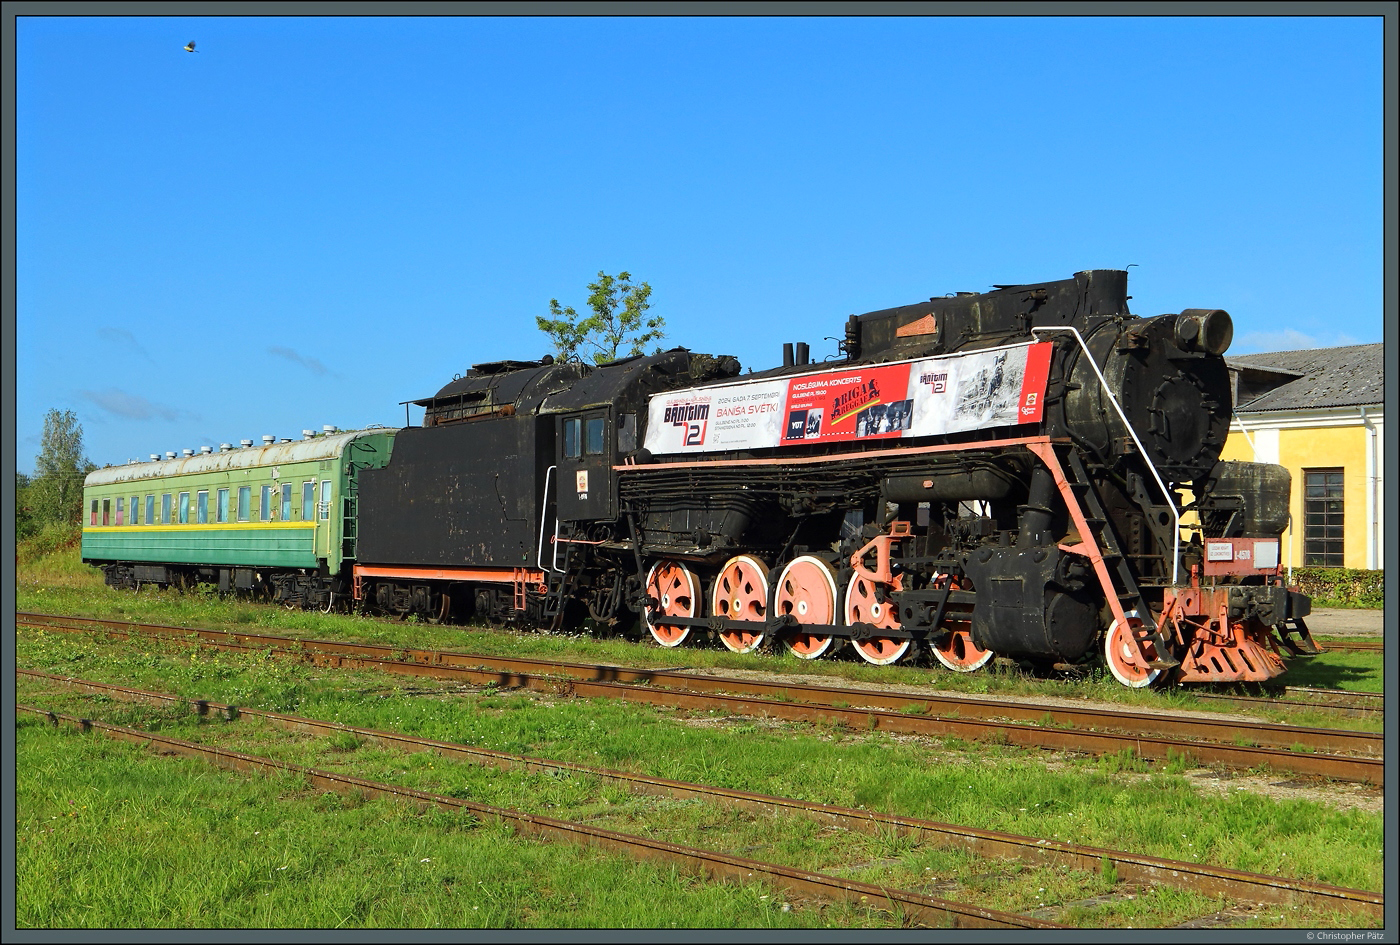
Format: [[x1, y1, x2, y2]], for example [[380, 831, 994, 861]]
[[17, 520, 83, 565], [1290, 567, 1384, 609]]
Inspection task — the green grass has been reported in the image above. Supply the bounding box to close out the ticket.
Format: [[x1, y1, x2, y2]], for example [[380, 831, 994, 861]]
[[15, 543, 1385, 928], [16, 632, 1385, 898], [16, 716, 877, 930]]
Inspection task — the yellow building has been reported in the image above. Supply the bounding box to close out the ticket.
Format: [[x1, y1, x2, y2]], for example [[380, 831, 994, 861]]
[[1222, 344, 1383, 572]]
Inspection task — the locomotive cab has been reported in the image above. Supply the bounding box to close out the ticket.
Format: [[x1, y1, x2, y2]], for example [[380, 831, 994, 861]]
[[556, 408, 616, 521]]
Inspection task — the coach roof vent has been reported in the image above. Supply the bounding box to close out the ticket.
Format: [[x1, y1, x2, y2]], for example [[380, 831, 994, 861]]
[[303, 429, 316, 439], [240, 439, 253, 448], [200, 446, 213, 454], [150, 454, 160, 462], [220, 443, 232, 452], [182, 449, 194, 457], [262, 435, 276, 445], [279, 437, 292, 443], [166, 452, 177, 460], [323, 425, 338, 434]]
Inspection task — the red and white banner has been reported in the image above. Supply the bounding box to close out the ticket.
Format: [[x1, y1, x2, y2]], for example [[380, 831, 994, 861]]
[[644, 342, 1052, 455]]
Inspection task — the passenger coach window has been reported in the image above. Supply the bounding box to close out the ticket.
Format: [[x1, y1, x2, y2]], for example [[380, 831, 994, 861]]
[[116, 497, 124, 526], [237, 486, 250, 522], [563, 418, 581, 459], [302, 481, 315, 521], [90, 500, 98, 526], [281, 483, 292, 521], [217, 488, 229, 523], [130, 495, 138, 524], [320, 480, 332, 520], [197, 490, 209, 524], [161, 494, 172, 525], [146, 495, 155, 526], [261, 485, 273, 522], [178, 492, 189, 525], [585, 417, 606, 455]]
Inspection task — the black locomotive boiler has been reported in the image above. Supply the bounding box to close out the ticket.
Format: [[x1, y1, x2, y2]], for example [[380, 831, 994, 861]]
[[352, 269, 1316, 687]]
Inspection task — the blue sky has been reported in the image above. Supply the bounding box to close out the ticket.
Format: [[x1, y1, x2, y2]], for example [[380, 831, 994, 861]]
[[15, 14, 1385, 473]]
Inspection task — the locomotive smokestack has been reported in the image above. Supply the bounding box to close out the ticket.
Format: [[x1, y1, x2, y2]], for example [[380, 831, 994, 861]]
[[783, 343, 794, 368], [795, 342, 810, 366]]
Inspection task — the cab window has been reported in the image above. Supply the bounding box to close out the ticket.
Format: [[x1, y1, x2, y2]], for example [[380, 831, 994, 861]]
[[563, 418, 581, 459], [585, 417, 606, 455]]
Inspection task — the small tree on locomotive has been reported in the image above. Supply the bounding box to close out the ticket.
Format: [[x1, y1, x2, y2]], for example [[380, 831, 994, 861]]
[[537, 270, 667, 365]]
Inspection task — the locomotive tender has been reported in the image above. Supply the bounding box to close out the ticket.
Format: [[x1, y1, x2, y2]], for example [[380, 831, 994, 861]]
[[83, 270, 1317, 687]]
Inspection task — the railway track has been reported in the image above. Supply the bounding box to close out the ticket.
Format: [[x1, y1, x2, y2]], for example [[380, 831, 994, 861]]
[[1314, 640, 1383, 653], [16, 611, 1385, 785], [16, 702, 1060, 930], [16, 671, 1383, 924], [1189, 687, 1383, 718]]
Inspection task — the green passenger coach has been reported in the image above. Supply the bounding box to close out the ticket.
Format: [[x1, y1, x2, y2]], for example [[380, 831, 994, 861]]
[[82, 429, 396, 609]]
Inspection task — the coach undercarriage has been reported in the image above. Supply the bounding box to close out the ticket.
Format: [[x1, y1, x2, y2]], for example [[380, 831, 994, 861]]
[[99, 562, 338, 611]]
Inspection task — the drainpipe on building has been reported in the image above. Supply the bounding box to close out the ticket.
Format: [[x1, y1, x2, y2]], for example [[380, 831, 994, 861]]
[[1361, 406, 1378, 571]]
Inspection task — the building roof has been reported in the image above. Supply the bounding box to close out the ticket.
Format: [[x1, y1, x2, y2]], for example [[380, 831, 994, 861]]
[[1226, 343, 1384, 413]]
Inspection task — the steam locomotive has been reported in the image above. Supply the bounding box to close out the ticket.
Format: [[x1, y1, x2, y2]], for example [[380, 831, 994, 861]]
[[83, 270, 1317, 687]]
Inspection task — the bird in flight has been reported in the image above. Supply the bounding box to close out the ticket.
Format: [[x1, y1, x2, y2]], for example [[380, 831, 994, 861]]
[[184, 40, 198, 53]]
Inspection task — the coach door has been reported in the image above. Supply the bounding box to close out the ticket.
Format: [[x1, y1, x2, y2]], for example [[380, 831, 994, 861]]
[[557, 409, 614, 522]]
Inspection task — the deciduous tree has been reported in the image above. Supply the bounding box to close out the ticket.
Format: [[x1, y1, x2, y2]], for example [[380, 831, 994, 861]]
[[537, 271, 666, 365], [28, 409, 95, 526]]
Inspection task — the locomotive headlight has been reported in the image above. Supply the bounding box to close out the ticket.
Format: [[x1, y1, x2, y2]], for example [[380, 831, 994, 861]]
[[1175, 309, 1233, 356]]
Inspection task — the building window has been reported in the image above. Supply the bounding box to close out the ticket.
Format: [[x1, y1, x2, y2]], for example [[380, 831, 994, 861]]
[[1304, 468, 1345, 567], [217, 488, 229, 523], [237, 486, 250, 522], [302, 481, 315, 521]]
